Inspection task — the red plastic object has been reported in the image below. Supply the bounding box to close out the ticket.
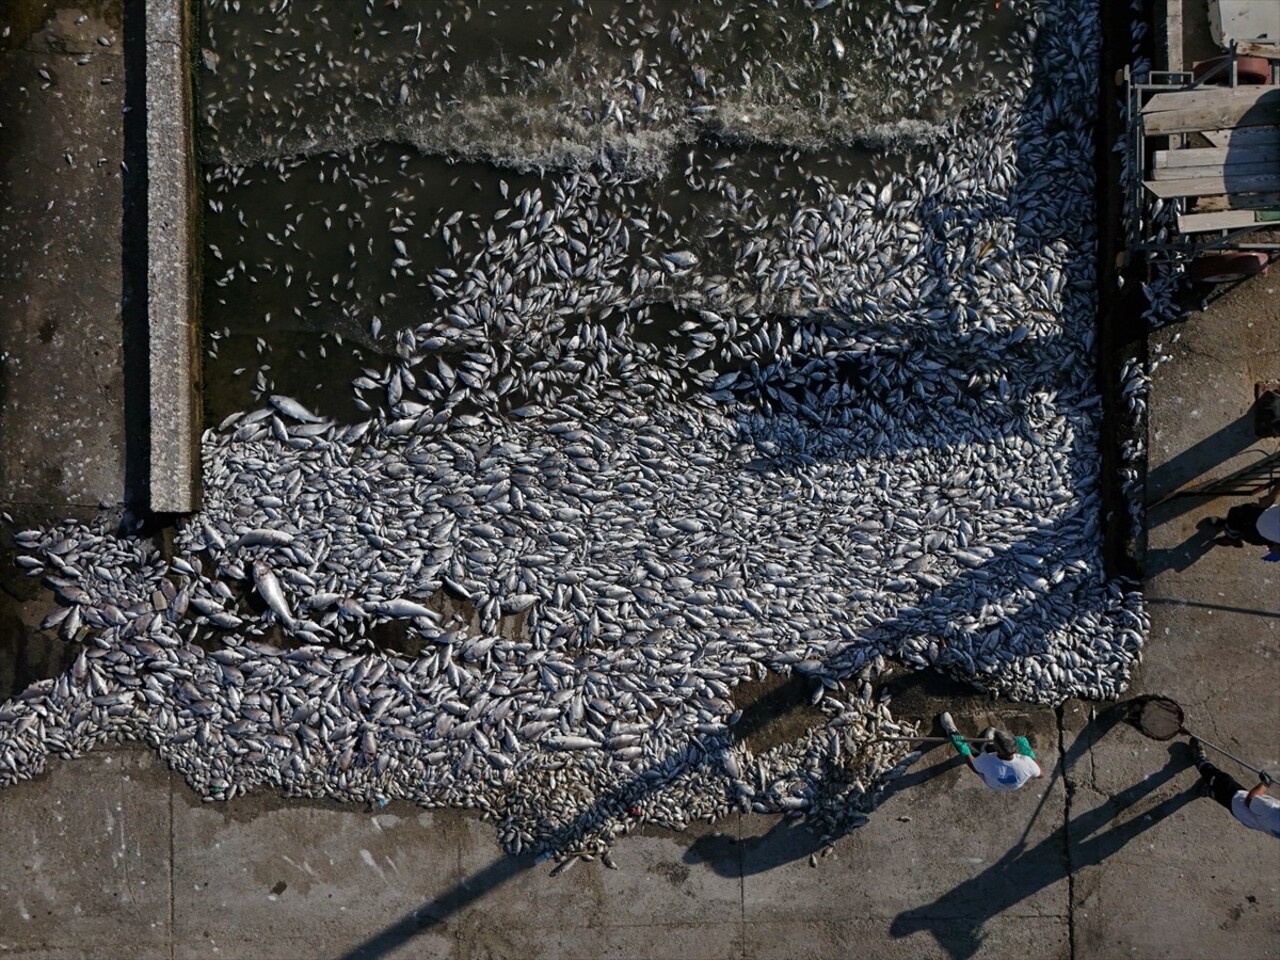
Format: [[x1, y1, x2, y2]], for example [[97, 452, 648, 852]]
[[1191, 55, 1272, 85], [1186, 251, 1269, 283]]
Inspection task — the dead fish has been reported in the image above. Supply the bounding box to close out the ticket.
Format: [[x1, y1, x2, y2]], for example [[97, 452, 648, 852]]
[[269, 394, 326, 424], [369, 597, 438, 620], [230, 529, 295, 550], [252, 560, 296, 629]]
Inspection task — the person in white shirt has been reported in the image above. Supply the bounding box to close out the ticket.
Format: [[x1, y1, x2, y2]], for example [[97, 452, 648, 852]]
[[939, 713, 1043, 792], [1192, 738, 1280, 839]]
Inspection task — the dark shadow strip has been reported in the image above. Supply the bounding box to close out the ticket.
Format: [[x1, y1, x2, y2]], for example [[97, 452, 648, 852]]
[[121, 0, 150, 516]]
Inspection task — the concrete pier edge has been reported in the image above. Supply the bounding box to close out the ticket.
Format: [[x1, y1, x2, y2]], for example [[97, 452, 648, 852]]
[[144, 0, 200, 514]]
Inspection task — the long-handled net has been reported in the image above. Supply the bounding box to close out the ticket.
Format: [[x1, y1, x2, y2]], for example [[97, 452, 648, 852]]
[[1131, 695, 1274, 783]]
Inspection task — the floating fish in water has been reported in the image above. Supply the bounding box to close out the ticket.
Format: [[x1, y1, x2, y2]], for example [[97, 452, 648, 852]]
[[269, 395, 325, 424]]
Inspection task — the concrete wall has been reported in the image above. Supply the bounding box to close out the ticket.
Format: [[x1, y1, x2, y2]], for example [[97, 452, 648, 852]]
[[145, 0, 201, 514]]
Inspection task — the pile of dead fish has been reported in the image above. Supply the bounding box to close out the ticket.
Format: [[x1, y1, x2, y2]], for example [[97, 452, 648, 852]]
[[0, 0, 1145, 857]]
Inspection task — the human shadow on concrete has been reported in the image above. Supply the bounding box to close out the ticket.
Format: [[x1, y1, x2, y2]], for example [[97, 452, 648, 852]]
[[888, 742, 1196, 960], [1143, 515, 1227, 579]]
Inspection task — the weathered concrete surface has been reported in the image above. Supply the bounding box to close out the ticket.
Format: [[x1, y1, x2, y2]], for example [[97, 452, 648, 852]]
[[145, 0, 199, 513], [1144, 276, 1280, 506], [1075, 16, 1280, 956], [0, 730, 1070, 960], [172, 793, 462, 960], [4, 493, 1276, 960], [0, 4, 125, 509], [1099, 260, 1280, 960], [1160, 0, 1183, 73], [0, 749, 171, 959]]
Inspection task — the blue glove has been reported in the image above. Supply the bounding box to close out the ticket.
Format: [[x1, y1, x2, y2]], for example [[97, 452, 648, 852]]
[[1262, 551, 1280, 563], [1015, 736, 1036, 759], [949, 734, 973, 758]]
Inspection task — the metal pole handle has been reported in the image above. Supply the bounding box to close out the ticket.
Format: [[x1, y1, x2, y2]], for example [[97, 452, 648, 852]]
[[1189, 728, 1275, 781]]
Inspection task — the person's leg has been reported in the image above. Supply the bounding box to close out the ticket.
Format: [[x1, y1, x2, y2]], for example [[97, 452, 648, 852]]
[[938, 712, 970, 760], [1224, 504, 1264, 544], [1197, 758, 1245, 810]]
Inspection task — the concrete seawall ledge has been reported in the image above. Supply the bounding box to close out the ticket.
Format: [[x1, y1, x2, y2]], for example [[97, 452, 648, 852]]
[[0, 6, 127, 511], [145, 0, 200, 514]]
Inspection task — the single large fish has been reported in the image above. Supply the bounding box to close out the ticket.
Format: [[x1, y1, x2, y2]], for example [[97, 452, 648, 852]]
[[269, 394, 326, 424], [230, 528, 295, 550], [253, 560, 296, 629], [369, 597, 438, 620]]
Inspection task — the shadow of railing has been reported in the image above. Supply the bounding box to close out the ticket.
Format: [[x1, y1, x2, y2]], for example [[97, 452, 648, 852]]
[[1162, 449, 1280, 499], [1145, 410, 1266, 506], [1146, 597, 1280, 619], [1152, 450, 1280, 506], [1146, 449, 1280, 533]]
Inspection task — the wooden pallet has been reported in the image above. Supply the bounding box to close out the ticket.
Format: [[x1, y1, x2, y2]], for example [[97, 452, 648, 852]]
[[1151, 159, 1275, 181]]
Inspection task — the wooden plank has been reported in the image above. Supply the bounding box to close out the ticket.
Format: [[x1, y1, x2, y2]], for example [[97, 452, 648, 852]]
[[1142, 85, 1277, 114], [1144, 172, 1280, 198], [1204, 124, 1280, 147], [1176, 210, 1267, 233], [1142, 90, 1280, 135], [1152, 160, 1277, 180], [1154, 145, 1280, 168], [1236, 41, 1280, 60]]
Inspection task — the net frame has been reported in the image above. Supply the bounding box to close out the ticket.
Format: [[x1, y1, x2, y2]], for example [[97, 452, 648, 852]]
[[1136, 697, 1185, 741]]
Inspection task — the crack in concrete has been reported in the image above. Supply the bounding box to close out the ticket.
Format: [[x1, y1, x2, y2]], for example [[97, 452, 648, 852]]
[[737, 810, 746, 960], [1058, 704, 1078, 960], [1174, 342, 1233, 365], [1085, 705, 1099, 794], [168, 769, 175, 960]]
